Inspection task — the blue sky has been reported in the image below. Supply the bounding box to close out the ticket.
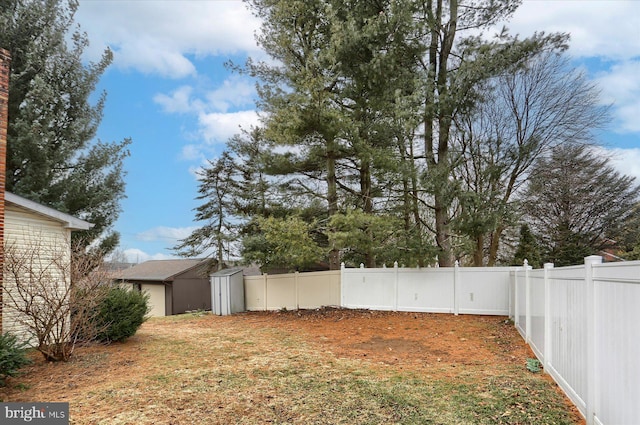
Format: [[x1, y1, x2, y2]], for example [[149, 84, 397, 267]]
[[73, 0, 640, 263]]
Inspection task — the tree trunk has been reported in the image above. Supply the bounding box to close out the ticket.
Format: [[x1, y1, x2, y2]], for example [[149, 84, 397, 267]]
[[327, 142, 340, 270], [487, 225, 504, 266], [473, 234, 484, 266]]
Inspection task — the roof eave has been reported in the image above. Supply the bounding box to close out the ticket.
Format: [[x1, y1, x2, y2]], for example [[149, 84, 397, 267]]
[[5, 191, 94, 231]]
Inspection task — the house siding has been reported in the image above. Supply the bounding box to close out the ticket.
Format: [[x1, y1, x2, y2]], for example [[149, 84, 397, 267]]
[[2, 205, 72, 342], [141, 283, 166, 317]]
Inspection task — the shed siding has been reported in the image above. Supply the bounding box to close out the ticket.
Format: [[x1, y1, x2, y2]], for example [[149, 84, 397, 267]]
[[2, 206, 71, 341], [171, 277, 211, 314], [171, 263, 210, 314]]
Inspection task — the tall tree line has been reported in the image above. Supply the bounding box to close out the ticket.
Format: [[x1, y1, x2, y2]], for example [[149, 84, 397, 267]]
[[179, 0, 634, 270]]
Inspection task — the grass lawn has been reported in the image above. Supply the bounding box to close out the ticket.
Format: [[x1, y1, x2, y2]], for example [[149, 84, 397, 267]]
[[0, 309, 584, 424]]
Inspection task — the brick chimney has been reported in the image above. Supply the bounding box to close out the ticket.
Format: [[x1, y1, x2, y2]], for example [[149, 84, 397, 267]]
[[0, 48, 10, 333]]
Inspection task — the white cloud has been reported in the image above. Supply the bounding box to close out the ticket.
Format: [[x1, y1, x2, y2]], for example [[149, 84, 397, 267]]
[[595, 60, 640, 133], [607, 148, 640, 182], [76, 1, 261, 78], [121, 248, 178, 264], [154, 86, 200, 114], [154, 77, 259, 157], [205, 75, 256, 113], [506, 1, 640, 61], [136, 226, 198, 243], [116, 37, 197, 79], [198, 110, 260, 144], [154, 76, 256, 117]]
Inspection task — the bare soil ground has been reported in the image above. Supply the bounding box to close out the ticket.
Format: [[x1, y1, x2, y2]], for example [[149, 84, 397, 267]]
[[1, 308, 584, 424]]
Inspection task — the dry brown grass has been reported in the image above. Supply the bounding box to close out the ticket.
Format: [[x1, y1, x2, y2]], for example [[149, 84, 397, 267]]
[[1, 309, 584, 424]]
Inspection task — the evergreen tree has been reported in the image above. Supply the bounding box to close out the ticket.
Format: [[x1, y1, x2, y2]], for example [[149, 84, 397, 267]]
[[245, 0, 344, 268], [512, 224, 543, 268], [243, 216, 324, 273], [244, 0, 428, 269], [174, 151, 238, 270], [0, 0, 129, 254], [524, 144, 639, 266]]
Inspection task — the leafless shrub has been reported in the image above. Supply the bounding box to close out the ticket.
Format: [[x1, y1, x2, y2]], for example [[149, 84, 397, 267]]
[[3, 234, 112, 361]]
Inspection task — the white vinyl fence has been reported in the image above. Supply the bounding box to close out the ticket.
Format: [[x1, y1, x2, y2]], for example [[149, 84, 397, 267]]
[[513, 256, 640, 425], [341, 262, 513, 315]]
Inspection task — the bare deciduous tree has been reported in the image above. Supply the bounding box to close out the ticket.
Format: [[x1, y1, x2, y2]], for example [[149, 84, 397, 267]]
[[454, 52, 608, 265]]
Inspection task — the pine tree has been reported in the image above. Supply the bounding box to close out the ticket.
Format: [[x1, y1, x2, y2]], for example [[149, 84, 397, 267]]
[[524, 144, 639, 266], [0, 0, 129, 254], [512, 224, 543, 268], [174, 151, 238, 270]]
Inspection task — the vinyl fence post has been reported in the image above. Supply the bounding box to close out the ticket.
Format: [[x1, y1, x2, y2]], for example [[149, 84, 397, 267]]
[[393, 261, 399, 311], [263, 273, 268, 311], [295, 271, 300, 310], [340, 262, 345, 308], [514, 265, 520, 328], [454, 260, 460, 315], [525, 259, 531, 344], [585, 255, 602, 425], [543, 262, 554, 371]]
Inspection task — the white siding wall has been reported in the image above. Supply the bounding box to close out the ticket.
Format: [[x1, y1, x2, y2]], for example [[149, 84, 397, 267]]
[[2, 205, 72, 342]]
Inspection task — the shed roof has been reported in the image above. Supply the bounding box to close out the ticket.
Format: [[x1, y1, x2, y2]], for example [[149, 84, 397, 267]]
[[5, 191, 93, 231], [115, 259, 208, 282], [210, 267, 243, 277]]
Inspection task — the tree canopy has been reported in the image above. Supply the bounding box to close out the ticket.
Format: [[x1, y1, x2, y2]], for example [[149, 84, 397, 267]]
[[0, 0, 129, 255], [179, 0, 633, 271]]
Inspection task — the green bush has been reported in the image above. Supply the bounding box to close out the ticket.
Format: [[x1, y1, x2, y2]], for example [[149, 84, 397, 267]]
[[95, 287, 150, 343], [0, 333, 32, 386]]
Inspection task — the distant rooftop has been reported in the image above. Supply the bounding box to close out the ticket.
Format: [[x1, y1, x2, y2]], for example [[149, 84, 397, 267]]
[[114, 259, 208, 281]]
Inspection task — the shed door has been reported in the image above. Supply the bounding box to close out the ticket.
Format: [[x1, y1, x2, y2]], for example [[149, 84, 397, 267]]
[[212, 276, 231, 315]]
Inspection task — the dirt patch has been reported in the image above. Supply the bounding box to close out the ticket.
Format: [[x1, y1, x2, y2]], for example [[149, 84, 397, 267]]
[[262, 308, 529, 367], [0, 308, 584, 424]]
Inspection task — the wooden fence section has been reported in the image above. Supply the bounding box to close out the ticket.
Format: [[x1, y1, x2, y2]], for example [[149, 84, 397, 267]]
[[513, 257, 640, 425]]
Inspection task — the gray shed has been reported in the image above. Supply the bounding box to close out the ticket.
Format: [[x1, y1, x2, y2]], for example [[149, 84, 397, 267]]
[[210, 268, 245, 316]]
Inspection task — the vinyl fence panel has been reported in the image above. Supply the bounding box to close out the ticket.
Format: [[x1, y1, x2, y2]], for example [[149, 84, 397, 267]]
[[395, 268, 454, 313], [591, 261, 640, 425], [457, 267, 511, 315], [244, 271, 340, 311], [341, 263, 513, 314], [515, 257, 640, 425], [341, 266, 398, 310], [527, 269, 546, 359], [546, 265, 589, 416]]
